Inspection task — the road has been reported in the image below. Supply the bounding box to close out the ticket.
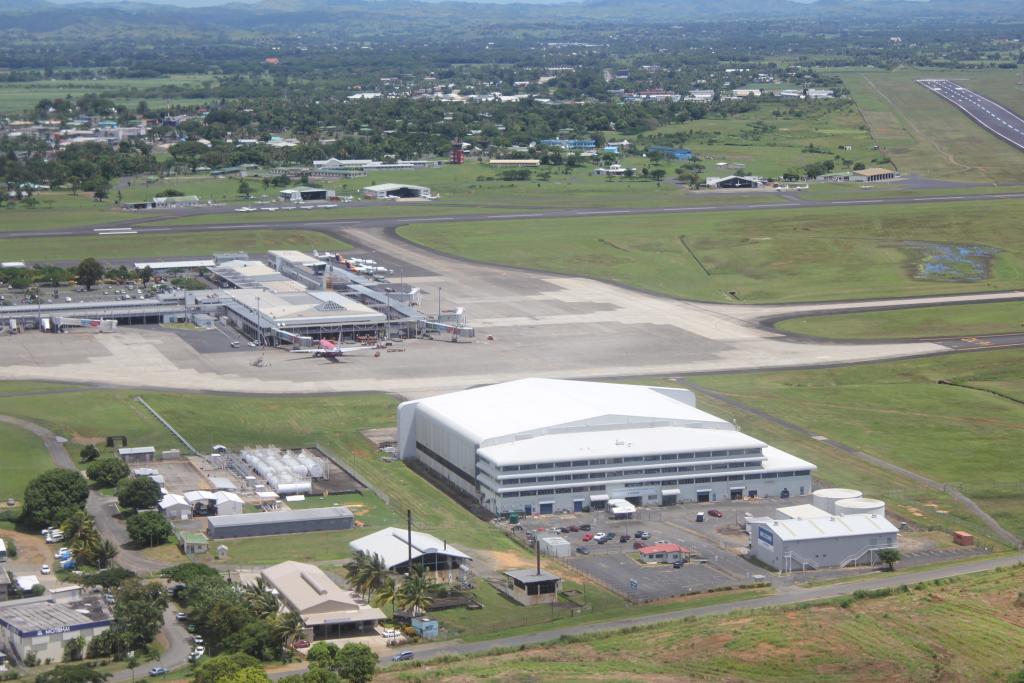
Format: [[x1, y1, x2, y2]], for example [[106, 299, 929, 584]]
[[274, 551, 1020, 671], [0, 414, 172, 574], [3, 189, 1024, 241], [111, 607, 193, 682], [919, 79, 1024, 152]]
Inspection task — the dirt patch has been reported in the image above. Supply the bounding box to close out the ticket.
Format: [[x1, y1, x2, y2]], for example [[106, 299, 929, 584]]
[[472, 549, 527, 573], [70, 433, 105, 446]]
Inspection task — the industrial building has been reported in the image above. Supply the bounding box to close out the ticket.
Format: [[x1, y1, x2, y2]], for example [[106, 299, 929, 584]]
[[0, 594, 111, 663], [159, 493, 191, 520], [646, 145, 693, 160], [259, 561, 384, 640], [237, 447, 328, 495], [748, 513, 899, 572], [206, 506, 354, 540], [362, 183, 433, 200], [397, 378, 816, 516], [349, 528, 471, 573]]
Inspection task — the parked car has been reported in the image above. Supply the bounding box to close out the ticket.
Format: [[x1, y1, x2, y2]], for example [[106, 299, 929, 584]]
[[592, 532, 607, 542], [292, 639, 310, 649], [633, 541, 646, 550], [191, 646, 205, 658], [175, 612, 187, 621], [581, 532, 594, 542], [639, 531, 651, 540], [149, 667, 167, 676], [40, 564, 50, 575], [559, 527, 571, 534], [707, 509, 724, 518], [579, 524, 592, 532], [575, 546, 590, 555], [633, 530, 644, 538], [673, 560, 683, 569], [392, 651, 415, 662], [568, 525, 579, 532], [192, 636, 204, 645], [619, 535, 630, 543]]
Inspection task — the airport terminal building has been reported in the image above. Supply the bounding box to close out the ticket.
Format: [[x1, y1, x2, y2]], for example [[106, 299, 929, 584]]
[[398, 379, 816, 515]]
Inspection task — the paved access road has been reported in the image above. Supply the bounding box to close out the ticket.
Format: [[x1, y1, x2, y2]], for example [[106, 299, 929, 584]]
[[934, 333, 1024, 350], [919, 79, 1024, 152]]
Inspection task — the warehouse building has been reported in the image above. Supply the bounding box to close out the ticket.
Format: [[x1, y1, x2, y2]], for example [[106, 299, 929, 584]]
[[349, 528, 471, 573], [0, 594, 111, 663], [279, 186, 337, 202], [397, 378, 816, 515], [259, 561, 384, 640], [748, 514, 898, 572], [207, 506, 354, 539]]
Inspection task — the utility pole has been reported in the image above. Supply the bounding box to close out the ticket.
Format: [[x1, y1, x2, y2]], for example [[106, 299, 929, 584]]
[[407, 509, 413, 572], [437, 286, 442, 321]]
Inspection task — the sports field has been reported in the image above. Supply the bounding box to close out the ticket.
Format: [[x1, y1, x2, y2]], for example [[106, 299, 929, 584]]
[[400, 199, 1024, 303], [0, 74, 215, 114], [378, 564, 1024, 682], [775, 301, 1024, 339], [0, 230, 348, 262], [840, 68, 1024, 184], [693, 349, 1024, 540], [641, 101, 882, 180]]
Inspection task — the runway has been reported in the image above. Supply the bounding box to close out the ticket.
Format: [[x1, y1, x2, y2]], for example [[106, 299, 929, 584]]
[[2, 188, 1024, 241], [919, 79, 1024, 152]]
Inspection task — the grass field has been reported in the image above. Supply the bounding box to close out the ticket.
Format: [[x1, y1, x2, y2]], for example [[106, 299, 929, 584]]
[[0, 385, 523, 558], [0, 230, 349, 262], [0, 74, 215, 114], [776, 301, 1024, 339], [640, 101, 882, 180], [692, 349, 1024, 540], [839, 68, 1024, 184], [400, 198, 1024, 303], [378, 564, 1024, 682], [0, 422, 55, 502]]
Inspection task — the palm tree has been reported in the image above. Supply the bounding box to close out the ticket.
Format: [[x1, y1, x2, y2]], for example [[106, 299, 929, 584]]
[[398, 566, 439, 617], [343, 553, 371, 597], [370, 575, 400, 617], [272, 609, 306, 650], [344, 552, 389, 600], [62, 511, 100, 564], [93, 539, 119, 569], [244, 576, 280, 618]]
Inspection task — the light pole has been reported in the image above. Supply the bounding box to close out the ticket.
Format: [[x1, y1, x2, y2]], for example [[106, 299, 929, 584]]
[[437, 286, 442, 321]]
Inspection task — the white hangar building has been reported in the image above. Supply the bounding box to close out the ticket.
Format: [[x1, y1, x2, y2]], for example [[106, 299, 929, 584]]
[[397, 378, 816, 515]]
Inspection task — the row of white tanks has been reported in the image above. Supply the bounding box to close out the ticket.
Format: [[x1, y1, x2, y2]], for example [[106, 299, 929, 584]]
[[241, 447, 325, 495], [812, 488, 886, 517]]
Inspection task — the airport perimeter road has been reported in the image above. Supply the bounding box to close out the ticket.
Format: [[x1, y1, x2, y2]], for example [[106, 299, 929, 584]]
[[4, 189, 1024, 240], [919, 79, 1024, 151]]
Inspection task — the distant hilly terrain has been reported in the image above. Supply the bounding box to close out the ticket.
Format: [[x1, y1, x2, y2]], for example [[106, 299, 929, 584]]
[[0, 0, 1021, 33]]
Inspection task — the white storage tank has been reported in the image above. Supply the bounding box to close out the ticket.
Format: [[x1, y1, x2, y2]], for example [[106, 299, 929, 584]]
[[835, 498, 886, 517], [812, 488, 863, 514]]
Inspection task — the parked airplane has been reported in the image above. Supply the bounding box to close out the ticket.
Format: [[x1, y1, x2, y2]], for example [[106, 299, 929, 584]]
[[289, 338, 369, 360]]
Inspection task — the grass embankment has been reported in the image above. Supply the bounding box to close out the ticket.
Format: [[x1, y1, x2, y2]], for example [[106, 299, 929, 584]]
[[379, 564, 1024, 682], [0, 421, 54, 502], [840, 67, 1024, 184], [400, 199, 1024, 303], [0, 230, 349, 262], [691, 349, 1024, 541], [775, 301, 1024, 339]]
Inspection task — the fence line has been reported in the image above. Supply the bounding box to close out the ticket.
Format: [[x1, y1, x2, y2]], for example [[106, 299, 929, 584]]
[[135, 396, 198, 454]]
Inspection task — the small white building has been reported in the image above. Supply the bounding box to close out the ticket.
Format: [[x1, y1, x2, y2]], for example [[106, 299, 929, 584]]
[[749, 514, 899, 572], [537, 536, 571, 558], [118, 446, 156, 463], [214, 491, 244, 516], [595, 164, 636, 176], [159, 493, 191, 520]]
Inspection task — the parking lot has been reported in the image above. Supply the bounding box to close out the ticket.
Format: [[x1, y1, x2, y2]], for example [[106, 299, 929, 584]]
[[516, 497, 795, 600]]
